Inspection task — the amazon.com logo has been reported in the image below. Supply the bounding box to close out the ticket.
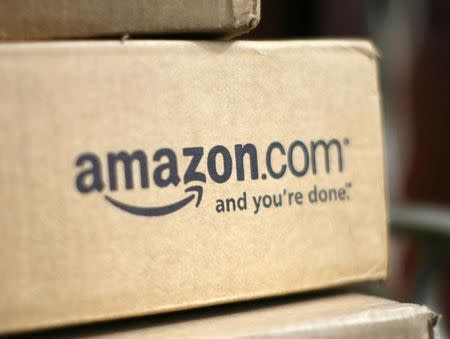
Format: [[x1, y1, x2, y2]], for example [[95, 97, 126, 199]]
[[74, 138, 348, 217]]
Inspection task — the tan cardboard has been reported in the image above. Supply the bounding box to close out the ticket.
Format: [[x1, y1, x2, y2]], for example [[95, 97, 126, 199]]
[[0, 40, 387, 333], [65, 294, 438, 338], [0, 0, 260, 40]]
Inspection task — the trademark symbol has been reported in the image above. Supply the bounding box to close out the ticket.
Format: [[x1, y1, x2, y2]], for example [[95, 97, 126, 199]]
[[343, 138, 350, 145]]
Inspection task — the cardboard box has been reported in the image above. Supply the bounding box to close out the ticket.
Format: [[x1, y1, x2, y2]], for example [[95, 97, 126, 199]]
[[53, 294, 438, 338], [0, 40, 387, 333], [0, 0, 260, 40]]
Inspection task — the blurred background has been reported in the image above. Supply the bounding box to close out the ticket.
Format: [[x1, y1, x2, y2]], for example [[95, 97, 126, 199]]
[[246, 0, 450, 337]]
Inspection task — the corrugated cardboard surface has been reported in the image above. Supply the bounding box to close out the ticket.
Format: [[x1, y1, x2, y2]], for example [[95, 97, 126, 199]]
[[0, 40, 387, 333], [0, 0, 260, 40], [62, 294, 438, 339]]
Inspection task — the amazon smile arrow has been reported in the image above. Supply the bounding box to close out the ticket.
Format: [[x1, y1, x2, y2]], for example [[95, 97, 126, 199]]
[[104, 185, 203, 217]]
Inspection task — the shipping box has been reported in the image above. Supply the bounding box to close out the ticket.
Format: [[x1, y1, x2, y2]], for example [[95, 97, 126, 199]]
[[0, 40, 387, 333], [0, 0, 260, 40], [53, 294, 438, 338]]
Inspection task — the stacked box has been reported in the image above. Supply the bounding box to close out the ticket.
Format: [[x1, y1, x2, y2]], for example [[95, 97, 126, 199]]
[[51, 294, 438, 339], [0, 0, 260, 40], [0, 39, 388, 334]]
